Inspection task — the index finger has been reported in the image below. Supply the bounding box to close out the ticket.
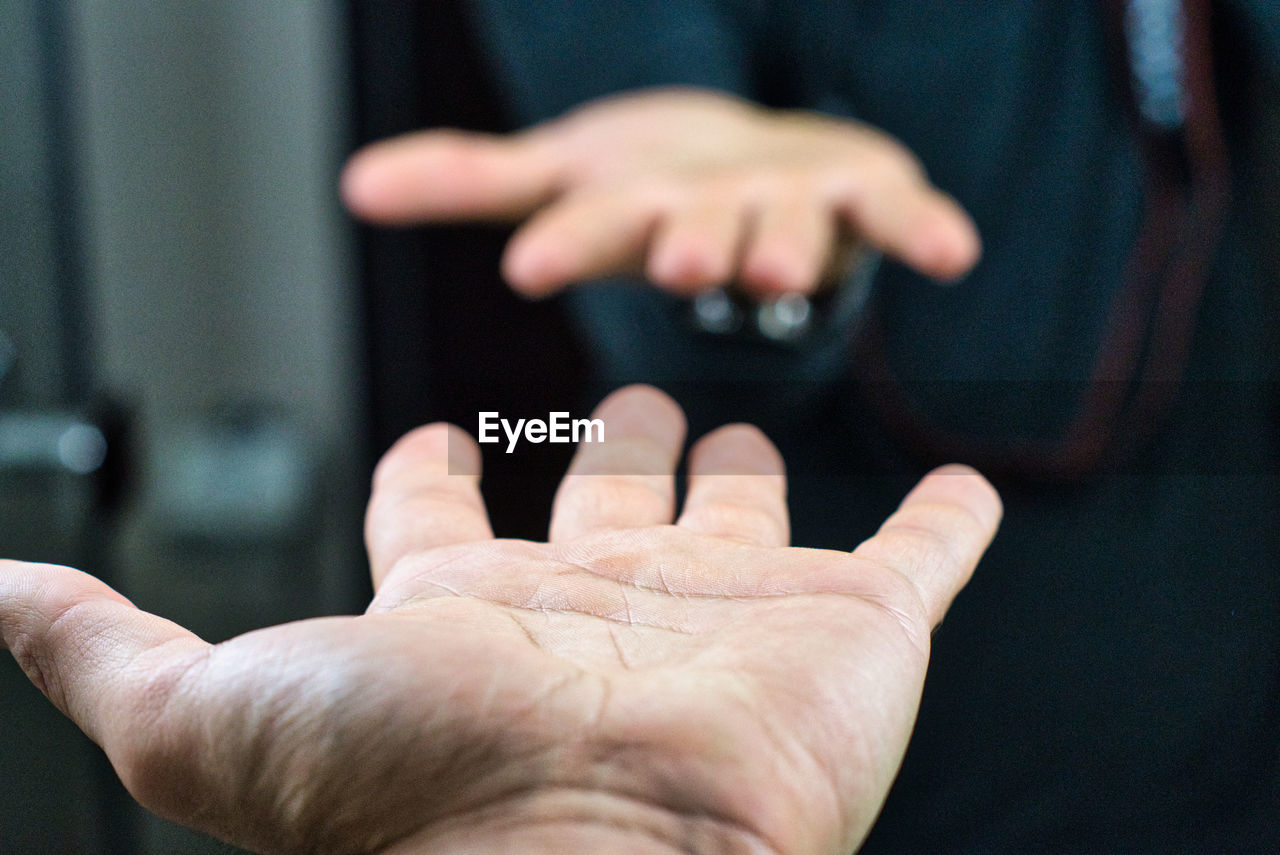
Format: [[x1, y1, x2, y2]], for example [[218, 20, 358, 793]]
[[365, 423, 494, 590], [341, 128, 562, 225], [852, 464, 1002, 627]]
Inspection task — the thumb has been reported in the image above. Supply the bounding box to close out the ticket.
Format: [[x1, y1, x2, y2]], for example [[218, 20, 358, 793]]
[[0, 560, 208, 750], [341, 127, 561, 225]]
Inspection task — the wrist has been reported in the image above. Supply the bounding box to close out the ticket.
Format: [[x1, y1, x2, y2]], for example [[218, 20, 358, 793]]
[[378, 787, 779, 855]]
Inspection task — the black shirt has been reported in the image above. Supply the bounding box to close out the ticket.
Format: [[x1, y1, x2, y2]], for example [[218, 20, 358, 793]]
[[466, 1, 1280, 849]]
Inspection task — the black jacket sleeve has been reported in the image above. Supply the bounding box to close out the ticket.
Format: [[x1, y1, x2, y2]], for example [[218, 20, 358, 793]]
[[464, 0, 766, 123]]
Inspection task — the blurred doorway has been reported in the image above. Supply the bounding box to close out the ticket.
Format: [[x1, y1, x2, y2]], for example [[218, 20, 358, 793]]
[[0, 2, 132, 851]]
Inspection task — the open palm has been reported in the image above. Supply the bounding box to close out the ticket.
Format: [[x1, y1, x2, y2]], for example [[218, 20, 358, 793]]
[[0, 386, 1000, 854]]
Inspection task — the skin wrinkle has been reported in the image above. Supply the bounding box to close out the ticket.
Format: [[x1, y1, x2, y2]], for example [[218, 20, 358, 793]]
[[725, 599, 921, 831], [141, 662, 282, 846], [558, 476, 671, 512], [608, 586, 639, 670], [379, 784, 782, 855], [505, 609, 542, 649], [851, 586, 931, 659], [834, 556, 933, 658], [557, 536, 753, 598], [359, 666, 765, 853], [370, 545, 484, 609], [8, 613, 61, 704], [393, 527, 883, 607], [607, 622, 632, 671], [859, 520, 968, 593], [620, 585, 638, 627], [46, 602, 188, 743], [381, 531, 941, 681], [881, 502, 989, 568], [387, 544, 935, 654], [531, 597, 697, 639], [517, 560, 734, 613], [714, 670, 848, 851], [240, 645, 415, 846], [224, 654, 318, 840], [394, 543, 681, 611], [376, 481, 483, 524], [655, 557, 679, 599], [584, 665, 615, 737], [14, 594, 125, 707], [112, 638, 214, 789], [366, 474, 486, 534], [559, 536, 815, 599], [583, 705, 801, 855], [22, 581, 942, 849], [294, 733, 420, 851], [681, 502, 788, 546], [507, 661, 600, 730], [232, 641, 560, 853]]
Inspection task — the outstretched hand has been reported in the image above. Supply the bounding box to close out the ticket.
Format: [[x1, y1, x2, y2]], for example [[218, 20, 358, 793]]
[[342, 88, 981, 299], [1, 386, 1000, 854]]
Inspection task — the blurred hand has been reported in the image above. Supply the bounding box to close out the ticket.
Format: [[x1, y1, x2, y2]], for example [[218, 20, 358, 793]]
[[342, 88, 980, 300], [1, 385, 999, 854]]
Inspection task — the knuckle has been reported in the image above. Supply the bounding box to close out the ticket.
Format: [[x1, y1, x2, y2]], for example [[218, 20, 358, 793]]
[[683, 501, 787, 545], [882, 514, 967, 570], [894, 501, 985, 548], [838, 553, 933, 650], [561, 476, 668, 519], [9, 628, 55, 702], [857, 133, 924, 180], [20, 597, 109, 712], [620, 177, 688, 213]]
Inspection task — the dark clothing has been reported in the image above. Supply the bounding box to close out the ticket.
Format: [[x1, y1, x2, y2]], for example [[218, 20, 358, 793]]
[[468, 1, 1280, 850]]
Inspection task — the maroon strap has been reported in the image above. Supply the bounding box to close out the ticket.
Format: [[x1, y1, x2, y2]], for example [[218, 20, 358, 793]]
[[853, 0, 1231, 481]]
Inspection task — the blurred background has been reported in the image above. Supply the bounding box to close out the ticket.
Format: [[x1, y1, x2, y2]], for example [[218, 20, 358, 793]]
[[0, 0, 581, 851], [3, 1, 1279, 853]]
